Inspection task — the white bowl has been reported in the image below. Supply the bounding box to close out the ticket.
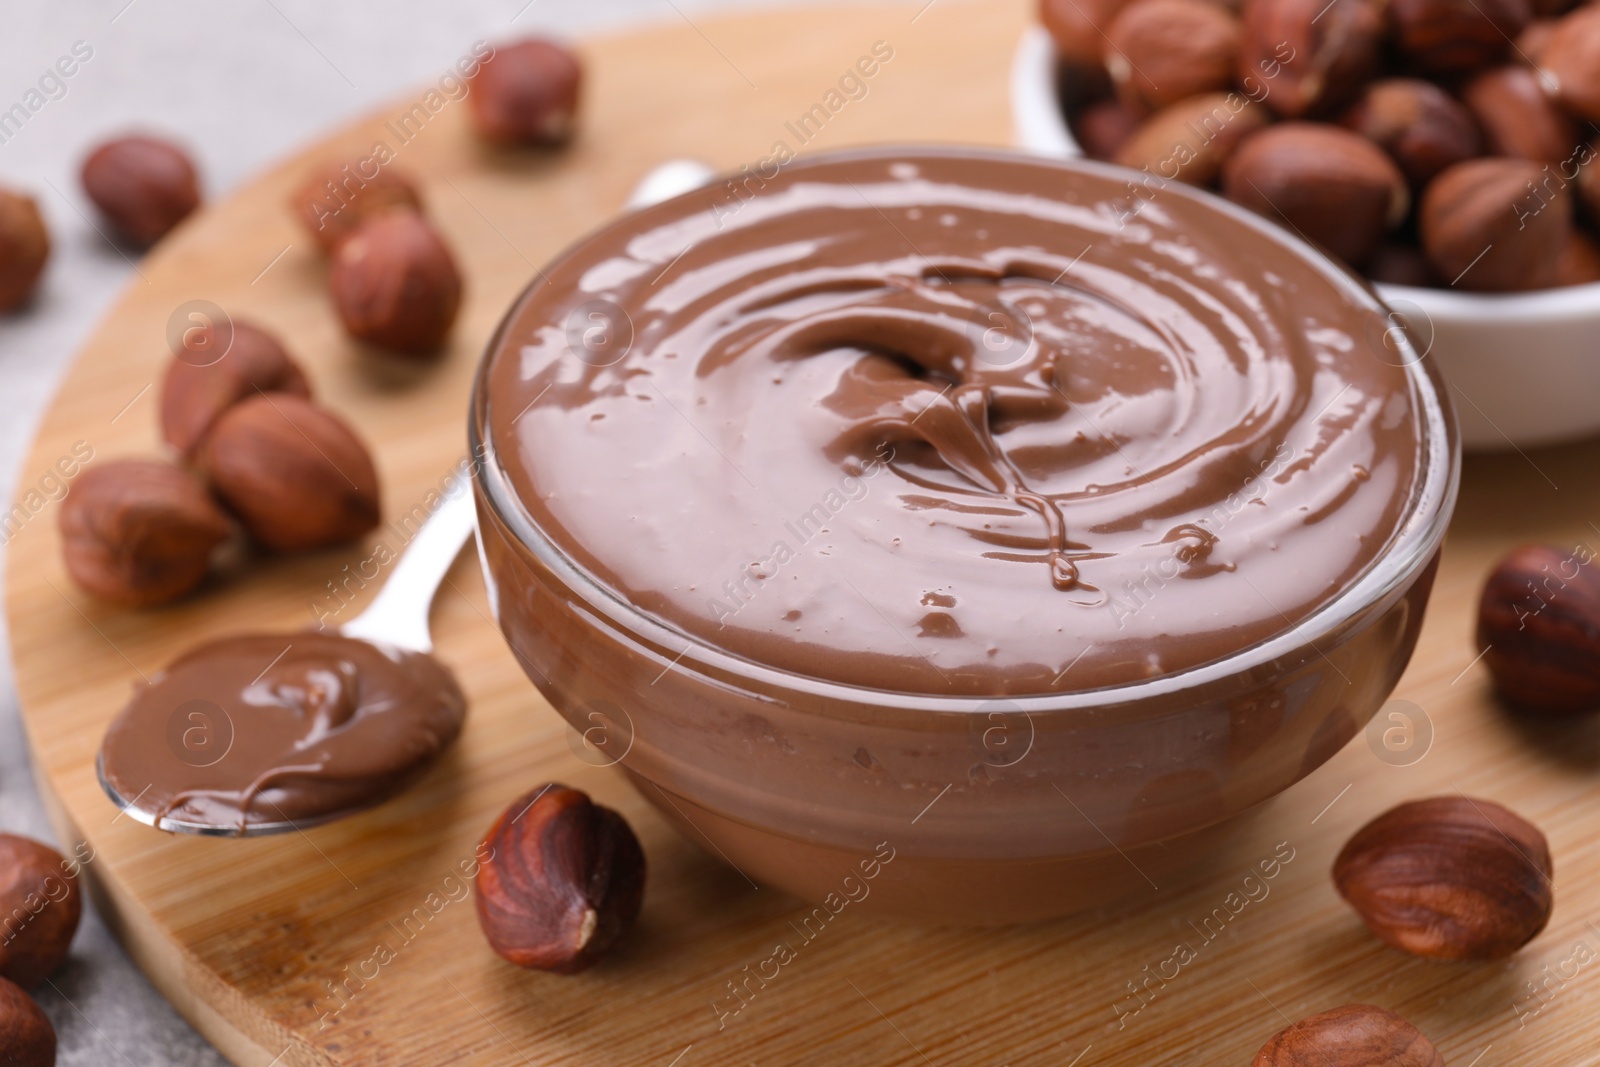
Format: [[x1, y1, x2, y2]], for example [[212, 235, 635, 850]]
[[1011, 27, 1600, 453]]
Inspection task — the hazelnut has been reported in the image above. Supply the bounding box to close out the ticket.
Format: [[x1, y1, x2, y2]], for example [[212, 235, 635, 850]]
[[160, 319, 312, 457], [0, 188, 49, 313], [1252, 1004, 1444, 1067], [329, 212, 462, 355], [80, 134, 201, 247], [290, 159, 423, 253], [1555, 230, 1600, 286], [1390, 0, 1532, 74], [1517, 17, 1559, 63], [1238, 0, 1385, 118], [1114, 92, 1270, 185], [1579, 140, 1600, 223], [1477, 543, 1600, 712], [1462, 65, 1579, 163], [1366, 242, 1442, 287], [1222, 123, 1408, 266], [1419, 157, 1571, 291], [0, 978, 54, 1067], [60, 459, 232, 607], [1041, 0, 1134, 66], [1538, 4, 1600, 122], [1073, 98, 1144, 161], [1105, 0, 1242, 111], [1334, 796, 1553, 960], [198, 394, 380, 552], [475, 784, 646, 974], [466, 39, 583, 146], [1340, 78, 1483, 188], [0, 835, 81, 989]]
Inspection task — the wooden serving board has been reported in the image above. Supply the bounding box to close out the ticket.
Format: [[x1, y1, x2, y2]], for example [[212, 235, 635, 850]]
[[9, 3, 1600, 1064]]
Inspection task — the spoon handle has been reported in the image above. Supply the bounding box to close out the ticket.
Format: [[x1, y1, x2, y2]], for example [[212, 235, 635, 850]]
[[340, 489, 477, 653]]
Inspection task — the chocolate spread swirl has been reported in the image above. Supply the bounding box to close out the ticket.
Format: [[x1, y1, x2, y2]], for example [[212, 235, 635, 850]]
[[100, 632, 466, 830], [483, 149, 1423, 695]]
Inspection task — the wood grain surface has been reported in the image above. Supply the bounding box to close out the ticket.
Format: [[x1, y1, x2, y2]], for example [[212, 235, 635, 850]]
[[8, 2, 1600, 1064]]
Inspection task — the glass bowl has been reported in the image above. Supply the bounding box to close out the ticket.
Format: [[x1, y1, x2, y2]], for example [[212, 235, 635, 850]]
[[469, 147, 1460, 925]]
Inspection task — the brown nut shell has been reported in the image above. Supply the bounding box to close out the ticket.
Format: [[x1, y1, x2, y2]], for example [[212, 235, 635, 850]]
[[1555, 229, 1600, 286], [1222, 122, 1408, 266], [290, 160, 423, 253], [1252, 1004, 1444, 1067], [329, 212, 463, 355], [59, 459, 232, 607], [475, 784, 646, 974], [466, 38, 583, 146], [1042, 0, 1134, 66], [1420, 157, 1571, 291], [80, 134, 201, 247], [0, 188, 50, 312], [1105, 0, 1242, 111], [1238, 0, 1385, 118], [160, 319, 312, 457], [1334, 796, 1554, 960], [1340, 78, 1484, 188], [0, 835, 81, 990], [1477, 543, 1600, 712], [1073, 98, 1144, 161], [1114, 92, 1269, 185], [1539, 4, 1600, 122], [1390, 0, 1532, 74], [1462, 65, 1579, 163], [198, 395, 380, 552], [0, 977, 55, 1067]]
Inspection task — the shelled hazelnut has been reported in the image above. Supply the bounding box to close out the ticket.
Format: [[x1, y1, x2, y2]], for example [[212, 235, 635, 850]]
[[475, 784, 646, 974], [0, 188, 50, 312], [1461, 65, 1579, 163], [1073, 98, 1144, 160], [1116, 93, 1269, 184], [466, 39, 583, 146], [1420, 157, 1571, 291], [1104, 0, 1242, 111], [1538, 4, 1600, 122], [60, 459, 233, 607], [1389, 0, 1531, 75], [1252, 1004, 1444, 1067], [160, 319, 312, 457], [0, 977, 55, 1067], [80, 133, 201, 247], [290, 159, 424, 253], [1477, 543, 1600, 713], [1222, 123, 1407, 266], [0, 834, 81, 989], [1042, 0, 1133, 66], [1340, 79, 1482, 188], [1334, 796, 1553, 960], [329, 211, 462, 354], [1238, 0, 1384, 118], [198, 394, 380, 552]]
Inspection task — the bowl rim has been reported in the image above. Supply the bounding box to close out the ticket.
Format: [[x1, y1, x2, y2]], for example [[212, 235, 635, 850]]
[[469, 144, 1462, 716], [1010, 24, 1600, 319]]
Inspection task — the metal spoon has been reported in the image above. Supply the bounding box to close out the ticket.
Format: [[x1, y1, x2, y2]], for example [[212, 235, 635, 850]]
[[97, 489, 478, 836], [95, 160, 715, 836]]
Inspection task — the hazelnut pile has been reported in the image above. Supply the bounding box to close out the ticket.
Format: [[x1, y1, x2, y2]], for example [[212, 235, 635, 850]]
[[60, 317, 381, 607], [1044, 0, 1600, 292], [0, 833, 84, 1067]]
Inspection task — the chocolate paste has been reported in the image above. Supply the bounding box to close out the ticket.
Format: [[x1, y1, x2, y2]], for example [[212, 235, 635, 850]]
[[483, 149, 1423, 695], [100, 632, 466, 831]]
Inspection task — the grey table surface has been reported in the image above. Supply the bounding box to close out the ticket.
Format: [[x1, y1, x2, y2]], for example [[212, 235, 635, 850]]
[[0, 2, 789, 1061]]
